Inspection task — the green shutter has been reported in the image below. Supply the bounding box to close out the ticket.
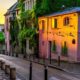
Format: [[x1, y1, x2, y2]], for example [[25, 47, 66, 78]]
[[51, 41, 56, 52]]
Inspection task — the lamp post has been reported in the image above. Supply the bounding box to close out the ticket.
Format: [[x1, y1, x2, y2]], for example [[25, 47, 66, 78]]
[[47, 18, 49, 61]]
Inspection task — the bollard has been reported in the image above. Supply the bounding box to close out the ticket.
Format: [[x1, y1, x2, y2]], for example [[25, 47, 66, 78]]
[[5, 65, 10, 74], [1, 61, 5, 70], [44, 65, 48, 80], [29, 61, 32, 80], [10, 67, 16, 80], [58, 56, 60, 66]]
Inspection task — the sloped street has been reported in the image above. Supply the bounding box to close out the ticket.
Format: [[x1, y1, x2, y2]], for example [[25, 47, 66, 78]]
[[0, 54, 80, 80]]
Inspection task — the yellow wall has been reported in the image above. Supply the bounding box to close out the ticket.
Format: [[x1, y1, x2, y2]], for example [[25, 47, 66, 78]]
[[39, 12, 79, 61]]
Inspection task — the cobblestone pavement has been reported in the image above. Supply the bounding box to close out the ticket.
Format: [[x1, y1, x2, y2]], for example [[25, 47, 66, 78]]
[[0, 54, 80, 80], [0, 69, 9, 80]]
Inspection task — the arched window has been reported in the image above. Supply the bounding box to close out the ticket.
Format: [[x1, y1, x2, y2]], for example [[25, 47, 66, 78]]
[[64, 17, 70, 26]]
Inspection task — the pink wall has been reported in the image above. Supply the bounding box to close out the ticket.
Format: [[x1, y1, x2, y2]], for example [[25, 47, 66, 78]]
[[4, 14, 10, 53], [39, 16, 78, 62]]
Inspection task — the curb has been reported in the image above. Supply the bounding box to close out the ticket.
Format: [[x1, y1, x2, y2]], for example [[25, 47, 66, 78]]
[[1, 54, 80, 75]]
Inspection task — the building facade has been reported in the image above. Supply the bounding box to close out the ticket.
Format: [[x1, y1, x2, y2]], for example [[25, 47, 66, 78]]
[[24, 0, 36, 10], [23, 0, 37, 56], [4, 2, 18, 54], [4, 0, 36, 55], [38, 7, 80, 62]]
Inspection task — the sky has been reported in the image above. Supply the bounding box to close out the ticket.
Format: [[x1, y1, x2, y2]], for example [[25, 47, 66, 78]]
[[0, 0, 17, 24]]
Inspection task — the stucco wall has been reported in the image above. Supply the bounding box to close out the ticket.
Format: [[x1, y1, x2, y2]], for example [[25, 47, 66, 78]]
[[39, 12, 78, 62]]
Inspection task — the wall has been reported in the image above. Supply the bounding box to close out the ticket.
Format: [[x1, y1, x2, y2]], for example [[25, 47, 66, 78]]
[[4, 14, 11, 53], [39, 12, 78, 62]]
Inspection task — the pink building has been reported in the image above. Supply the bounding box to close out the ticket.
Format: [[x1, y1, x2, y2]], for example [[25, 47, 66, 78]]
[[4, 2, 18, 54], [4, 12, 10, 54], [38, 7, 80, 62]]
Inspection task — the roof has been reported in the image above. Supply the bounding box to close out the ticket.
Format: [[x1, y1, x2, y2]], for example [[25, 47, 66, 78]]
[[8, 2, 18, 12], [46, 7, 80, 17], [4, 2, 18, 16]]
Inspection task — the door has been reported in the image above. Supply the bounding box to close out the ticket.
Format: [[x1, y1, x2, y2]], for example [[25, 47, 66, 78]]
[[49, 41, 51, 63]]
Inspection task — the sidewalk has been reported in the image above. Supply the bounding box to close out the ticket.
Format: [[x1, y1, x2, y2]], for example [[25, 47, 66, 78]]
[[18, 54, 80, 74], [4, 53, 80, 74]]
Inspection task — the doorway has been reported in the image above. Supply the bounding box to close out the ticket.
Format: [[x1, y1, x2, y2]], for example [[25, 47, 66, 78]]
[[49, 41, 51, 64]]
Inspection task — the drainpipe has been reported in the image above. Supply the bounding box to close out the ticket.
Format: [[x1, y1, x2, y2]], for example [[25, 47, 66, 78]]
[[47, 17, 49, 59]]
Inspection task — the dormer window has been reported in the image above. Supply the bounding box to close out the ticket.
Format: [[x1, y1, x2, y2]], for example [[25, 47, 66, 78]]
[[64, 17, 70, 26]]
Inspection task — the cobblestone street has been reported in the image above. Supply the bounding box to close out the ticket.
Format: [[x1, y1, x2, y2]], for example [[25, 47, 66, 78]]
[[0, 54, 80, 80], [0, 69, 9, 80]]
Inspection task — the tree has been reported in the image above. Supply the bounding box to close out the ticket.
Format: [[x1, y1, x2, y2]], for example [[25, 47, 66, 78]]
[[0, 32, 5, 43], [35, 0, 80, 17]]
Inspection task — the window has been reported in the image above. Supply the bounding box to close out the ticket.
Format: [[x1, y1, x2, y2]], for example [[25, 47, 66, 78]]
[[61, 41, 68, 56], [72, 39, 76, 44], [64, 17, 70, 26], [51, 40, 56, 52], [54, 19, 57, 28], [42, 20, 45, 32]]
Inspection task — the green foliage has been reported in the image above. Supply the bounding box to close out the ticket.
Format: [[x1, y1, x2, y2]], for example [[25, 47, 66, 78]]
[[17, 0, 38, 48], [10, 18, 19, 46], [35, 0, 80, 17], [18, 27, 36, 46], [35, 0, 51, 16], [0, 32, 5, 43], [61, 43, 68, 56]]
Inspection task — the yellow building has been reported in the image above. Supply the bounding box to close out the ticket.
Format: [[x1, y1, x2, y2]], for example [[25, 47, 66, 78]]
[[38, 7, 80, 62]]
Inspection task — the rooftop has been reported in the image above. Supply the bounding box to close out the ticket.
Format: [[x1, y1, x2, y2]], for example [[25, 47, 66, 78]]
[[4, 2, 18, 16], [46, 7, 80, 17], [8, 2, 18, 12]]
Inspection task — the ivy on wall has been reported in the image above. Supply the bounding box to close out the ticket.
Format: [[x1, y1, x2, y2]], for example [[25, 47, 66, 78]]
[[0, 32, 5, 43], [17, 0, 38, 50]]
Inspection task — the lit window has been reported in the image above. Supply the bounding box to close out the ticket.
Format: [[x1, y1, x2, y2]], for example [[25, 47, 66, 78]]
[[52, 19, 58, 29], [42, 20, 45, 32], [54, 19, 57, 28], [64, 17, 70, 26]]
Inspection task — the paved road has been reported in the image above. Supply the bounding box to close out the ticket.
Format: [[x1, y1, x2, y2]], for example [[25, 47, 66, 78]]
[[0, 54, 80, 80]]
